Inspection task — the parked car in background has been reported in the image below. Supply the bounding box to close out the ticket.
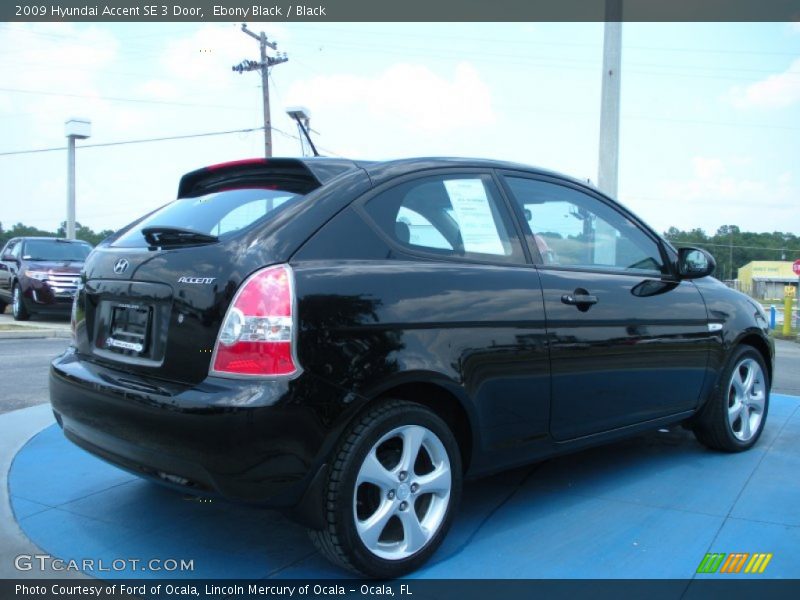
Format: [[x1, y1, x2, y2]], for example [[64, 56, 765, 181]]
[[50, 157, 773, 577], [0, 237, 92, 320]]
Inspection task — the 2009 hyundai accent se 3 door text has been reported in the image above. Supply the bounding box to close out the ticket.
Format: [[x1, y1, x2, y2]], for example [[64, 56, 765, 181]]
[[50, 157, 773, 577]]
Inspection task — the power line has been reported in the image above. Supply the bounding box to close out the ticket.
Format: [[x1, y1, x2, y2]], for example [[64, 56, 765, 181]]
[[0, 86, 253, 111], [290, 24, 800, 57], [0, 124, 342, 158], [0, 126, 266, 156]]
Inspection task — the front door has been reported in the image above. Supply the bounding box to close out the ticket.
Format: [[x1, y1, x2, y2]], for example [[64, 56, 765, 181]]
[[501, 174, 710, 441]]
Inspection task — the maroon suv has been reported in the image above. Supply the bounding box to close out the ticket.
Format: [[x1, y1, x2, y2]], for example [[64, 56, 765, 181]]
[[0, 237, 92, 320]]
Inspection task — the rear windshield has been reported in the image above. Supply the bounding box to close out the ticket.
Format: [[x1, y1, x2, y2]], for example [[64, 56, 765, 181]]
[[22, 240, 92, 262], [112, 188, 302, 248]]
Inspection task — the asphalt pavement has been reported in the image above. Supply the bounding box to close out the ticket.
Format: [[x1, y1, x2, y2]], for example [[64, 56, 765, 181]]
[[0, 338, 69, 414], [774, 338, 800, 396]]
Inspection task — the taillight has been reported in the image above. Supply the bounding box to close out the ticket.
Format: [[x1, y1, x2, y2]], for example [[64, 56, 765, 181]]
[[210, 264, 298, 377]]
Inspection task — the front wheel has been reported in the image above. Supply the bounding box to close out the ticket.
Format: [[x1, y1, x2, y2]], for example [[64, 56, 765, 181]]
[[693, 345, 769, 452], [310, 400, 462, 578], [12, 284, 30, 321]]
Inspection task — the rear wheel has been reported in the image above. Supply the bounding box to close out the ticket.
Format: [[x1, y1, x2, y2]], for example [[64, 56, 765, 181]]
[[12, 284, 30, 321], [693, 345, 769, 452], [309, 400, 462, 578]]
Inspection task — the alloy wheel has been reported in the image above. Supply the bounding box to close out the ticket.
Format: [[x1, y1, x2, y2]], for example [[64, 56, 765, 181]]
[[353, 424, 451, 560], [727, 357, 766, 442]]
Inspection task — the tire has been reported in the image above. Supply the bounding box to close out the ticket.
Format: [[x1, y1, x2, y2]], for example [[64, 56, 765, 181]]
[[693, 345, 769, 452], [12, 284, 31, 321], [309, 399, 462, 578]]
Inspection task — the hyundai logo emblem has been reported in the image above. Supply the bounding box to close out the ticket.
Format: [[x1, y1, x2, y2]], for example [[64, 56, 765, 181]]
[[113, 259, 129, 275]]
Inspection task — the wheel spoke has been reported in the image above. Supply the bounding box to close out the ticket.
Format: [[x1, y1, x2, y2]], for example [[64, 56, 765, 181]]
[[399, 426, 426, 474], [728, 398, 744, 426], [357, 450, 395, 490], [415, 465, 451, 496], [749, 391, 766, 414], [741, 363, 756, 395], [398, 507, 429, 554], [356, 499, 395, 549], [740, 408, 752, 440], [731, 370, 746, 397]]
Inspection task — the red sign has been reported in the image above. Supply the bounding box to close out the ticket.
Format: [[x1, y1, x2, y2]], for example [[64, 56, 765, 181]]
[[794, 259, 800, 276]]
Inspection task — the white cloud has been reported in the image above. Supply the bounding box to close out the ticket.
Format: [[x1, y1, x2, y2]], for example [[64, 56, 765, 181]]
[[728, 57, 800, 109], [285, 62, 495, 132], [633, 156, 798, 234], [137, 80, 180, 101], [0, 23, 123, 141], [665, 156, 793, 208], [159, 23, 289, 88]]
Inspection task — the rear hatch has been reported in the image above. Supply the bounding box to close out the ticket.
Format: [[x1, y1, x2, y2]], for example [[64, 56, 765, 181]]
[[72, 158, 361, 385]]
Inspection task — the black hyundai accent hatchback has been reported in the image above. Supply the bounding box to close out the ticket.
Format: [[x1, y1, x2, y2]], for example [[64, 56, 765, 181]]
[[50, 157, 773, 577]]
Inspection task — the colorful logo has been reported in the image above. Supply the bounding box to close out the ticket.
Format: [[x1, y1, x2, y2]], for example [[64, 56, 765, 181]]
[[696, 552, 773, 574]]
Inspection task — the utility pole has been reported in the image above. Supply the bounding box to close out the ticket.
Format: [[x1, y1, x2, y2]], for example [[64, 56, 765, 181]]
[[597, 0, 623, 198], [729, 227, 734, 280], [232, 24, 288, 158]]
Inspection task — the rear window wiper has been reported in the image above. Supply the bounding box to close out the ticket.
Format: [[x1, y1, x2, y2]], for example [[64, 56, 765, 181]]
[[141, 226, 219, 248]]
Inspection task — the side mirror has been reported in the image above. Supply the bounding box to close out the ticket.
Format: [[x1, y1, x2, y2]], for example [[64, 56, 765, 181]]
[[677, 247, 716, 279]]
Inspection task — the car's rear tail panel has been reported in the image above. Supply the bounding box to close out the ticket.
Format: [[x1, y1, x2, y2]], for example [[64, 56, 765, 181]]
[[71, 158, 370, 385]]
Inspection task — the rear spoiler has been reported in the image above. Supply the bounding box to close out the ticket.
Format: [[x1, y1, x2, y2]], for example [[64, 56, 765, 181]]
[[177, 157, 360, 198]]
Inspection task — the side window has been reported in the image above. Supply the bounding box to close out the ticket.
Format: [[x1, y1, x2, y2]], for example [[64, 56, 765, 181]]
[[363, 174, 524, 263], [9, 241, 21, 259], [505, 177, 664, 274]]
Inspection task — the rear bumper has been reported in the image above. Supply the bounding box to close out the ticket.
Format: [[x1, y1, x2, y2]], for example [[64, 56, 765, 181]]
[[49, 349, 355, 518]]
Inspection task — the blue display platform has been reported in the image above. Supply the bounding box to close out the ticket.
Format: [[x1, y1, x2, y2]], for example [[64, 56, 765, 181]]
[[9, 394, 800, 580]]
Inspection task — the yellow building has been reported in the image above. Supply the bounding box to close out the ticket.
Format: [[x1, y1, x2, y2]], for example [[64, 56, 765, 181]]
[[738, 261, 799, 299]]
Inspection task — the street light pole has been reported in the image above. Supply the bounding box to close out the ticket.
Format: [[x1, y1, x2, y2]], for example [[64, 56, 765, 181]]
[[64, 118, 91, 240]]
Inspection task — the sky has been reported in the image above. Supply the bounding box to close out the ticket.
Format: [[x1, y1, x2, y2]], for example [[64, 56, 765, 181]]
[[0, 21, 799, 238]]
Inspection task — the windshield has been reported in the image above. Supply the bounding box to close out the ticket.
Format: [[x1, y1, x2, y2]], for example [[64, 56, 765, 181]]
[[112, 188, 302, 248], [22, 240, 92, 262]]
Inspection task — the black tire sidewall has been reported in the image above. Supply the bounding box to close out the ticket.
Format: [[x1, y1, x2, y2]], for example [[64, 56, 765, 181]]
[[715, 346, 770, 450], [333, 402, 462, 578], [12, 285, 28, 320]]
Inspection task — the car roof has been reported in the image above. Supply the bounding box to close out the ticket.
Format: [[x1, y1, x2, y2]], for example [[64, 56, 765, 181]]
[[350, 157, 592, 188]]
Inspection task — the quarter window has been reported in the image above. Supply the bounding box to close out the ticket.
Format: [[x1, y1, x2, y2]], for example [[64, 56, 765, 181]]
[[505, 177, 664, 274], [364, 174, 524, 262]]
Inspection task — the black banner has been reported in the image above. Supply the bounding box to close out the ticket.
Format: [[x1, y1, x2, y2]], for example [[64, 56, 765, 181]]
[[3, 0, 800, 22], [3, 579, 800, 600]]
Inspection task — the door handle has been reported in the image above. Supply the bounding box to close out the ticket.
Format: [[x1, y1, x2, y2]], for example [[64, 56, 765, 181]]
[[561, 294, 598, 305], [561, 290, 598, 311]]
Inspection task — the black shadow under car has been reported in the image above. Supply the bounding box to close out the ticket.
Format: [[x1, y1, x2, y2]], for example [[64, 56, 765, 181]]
[[49, 157, 774, 577]]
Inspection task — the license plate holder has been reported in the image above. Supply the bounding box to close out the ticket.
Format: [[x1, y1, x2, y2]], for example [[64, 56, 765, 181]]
[[108, 304, 152, 355]]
